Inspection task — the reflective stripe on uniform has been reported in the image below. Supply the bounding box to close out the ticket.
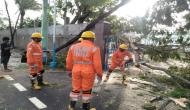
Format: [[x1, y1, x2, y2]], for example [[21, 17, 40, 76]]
[[73, 61, 93, 64], [32, 53, 42, 55], [73, 47, 91, 57], [30, 64, 37, 68], [82, 96, 91, 100], [70, 92, 80, 101], [82, 94, 92, 103]]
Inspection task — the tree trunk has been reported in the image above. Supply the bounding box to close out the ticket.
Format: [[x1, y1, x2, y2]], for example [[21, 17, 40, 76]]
[[20, 12, 25, 28], [4, 0, 20, 48]]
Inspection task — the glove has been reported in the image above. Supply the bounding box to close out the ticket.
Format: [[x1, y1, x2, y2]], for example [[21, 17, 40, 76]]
[[67, 71, 72, 78]]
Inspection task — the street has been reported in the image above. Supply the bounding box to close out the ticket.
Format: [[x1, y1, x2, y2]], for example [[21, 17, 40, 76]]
[[0, 69, 125, 110]]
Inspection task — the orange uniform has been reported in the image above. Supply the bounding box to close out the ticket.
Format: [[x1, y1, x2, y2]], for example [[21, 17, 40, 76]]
[[66, 40, 102, 101], [27, 41, 43, 75], [110, 49, 132, 71]]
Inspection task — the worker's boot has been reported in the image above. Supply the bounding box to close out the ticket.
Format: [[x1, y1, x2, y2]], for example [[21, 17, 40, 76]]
[[68, 101, 76, 110], [122, 74, 127, 86], [4, 65, 12, 72], [82, 103, 90, 110], [31, 77, 41, 90], [37, 74, 49, 86], [103, 74, 110, 82]]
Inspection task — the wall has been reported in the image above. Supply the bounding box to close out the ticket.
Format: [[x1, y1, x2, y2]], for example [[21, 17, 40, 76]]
[[0, 22, 111, 66]]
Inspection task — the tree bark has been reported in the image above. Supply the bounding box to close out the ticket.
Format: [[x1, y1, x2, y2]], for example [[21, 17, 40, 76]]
[[55, 0, 130, 52], [4, 0, 20, 48], [20, 12, 25, 28]]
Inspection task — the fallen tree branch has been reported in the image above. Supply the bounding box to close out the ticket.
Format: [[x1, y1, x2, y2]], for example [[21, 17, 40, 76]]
[[156, 97, 189, 109], [157, 99, 172, 110], [169, 97, 189, 108], [141, 63, 190, 88], [55, 0, 130, 52], [128, 77, 157, 87]]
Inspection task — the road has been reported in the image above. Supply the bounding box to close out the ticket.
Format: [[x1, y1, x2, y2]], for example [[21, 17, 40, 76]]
[[0, 68, 125, 110]]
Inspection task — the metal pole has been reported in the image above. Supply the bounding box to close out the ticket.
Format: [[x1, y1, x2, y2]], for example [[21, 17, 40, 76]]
[[41, 0, 48, 63], [50, 0, 57, 69]]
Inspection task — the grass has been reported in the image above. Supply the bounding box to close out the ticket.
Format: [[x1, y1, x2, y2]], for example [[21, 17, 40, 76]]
[[168, 88, 190, 99]]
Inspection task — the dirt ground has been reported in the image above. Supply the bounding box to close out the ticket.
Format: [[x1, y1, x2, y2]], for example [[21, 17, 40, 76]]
[[0, 50, 187, 110]]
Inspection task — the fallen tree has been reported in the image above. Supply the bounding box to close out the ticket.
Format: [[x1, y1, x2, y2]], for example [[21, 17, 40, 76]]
[[55, 0, 129, 52], [141, 63, 190, 88]]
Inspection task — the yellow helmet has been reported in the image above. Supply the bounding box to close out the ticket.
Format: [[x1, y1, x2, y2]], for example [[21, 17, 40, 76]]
[[119, 44, 128, 50], [31, 32, 42, 38], [81, 31, 95, 39], [78, 38, 83, 41]]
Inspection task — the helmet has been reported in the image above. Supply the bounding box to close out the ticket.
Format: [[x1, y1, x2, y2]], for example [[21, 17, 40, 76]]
[[119, 44, 128, 50], [81, 31, 95, 39], [78, 38, 83, 41], [31, 32, 42, 38]]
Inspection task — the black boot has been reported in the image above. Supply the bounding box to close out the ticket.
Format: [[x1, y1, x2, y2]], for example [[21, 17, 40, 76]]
[[68, 101, 76, 110], [82, 103, 90, 110], [31, 77, 41, 90], [122, 74, 126, 84], [3, 64, 12, 72], [30, 77, 35, 87], [37, 74, 49, 86]]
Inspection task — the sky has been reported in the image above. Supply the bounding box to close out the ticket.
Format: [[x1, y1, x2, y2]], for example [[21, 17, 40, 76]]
[[113, 0, 158, 19], [0, 0, 158, 24]]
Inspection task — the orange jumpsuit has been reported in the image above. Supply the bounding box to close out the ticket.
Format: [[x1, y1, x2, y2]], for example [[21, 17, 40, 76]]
[[110, 49, 132, 71], [27, 41, 43, 75], [66, 40, 102, 101]]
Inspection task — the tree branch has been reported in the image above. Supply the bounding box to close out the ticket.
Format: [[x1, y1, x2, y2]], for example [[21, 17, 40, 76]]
[[70, 0, 81, 24], [142, 63, 190, 88], [56, 0, 130, 52]]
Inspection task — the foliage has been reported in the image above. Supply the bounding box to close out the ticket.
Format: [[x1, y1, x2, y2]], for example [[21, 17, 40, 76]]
[[22, 17, 41, 28], [144, 35, 181, 62], [22, 16, 54, 28], [0, 18, 7, 30], [105, 15, 131, 34], [56, 53, 67, 69], [129, 16, 150, 35], [169, 66, 190, 81], [55, 0, 127, 24], [168, 88, 190, 99], [15, 0, 41, 28]]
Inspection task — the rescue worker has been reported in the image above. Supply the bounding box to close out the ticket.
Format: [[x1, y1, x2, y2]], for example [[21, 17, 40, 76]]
[[26, 32, 48, 90], [66, 31, 102, 110], [104, 44, 133, 84], [1, 37, 12, 72]]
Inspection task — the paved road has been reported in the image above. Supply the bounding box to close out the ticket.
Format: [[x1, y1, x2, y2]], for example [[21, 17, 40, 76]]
[[0, 70, 125, 110]]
